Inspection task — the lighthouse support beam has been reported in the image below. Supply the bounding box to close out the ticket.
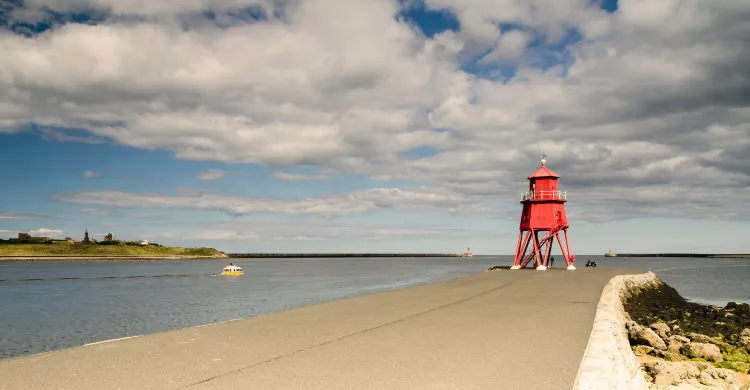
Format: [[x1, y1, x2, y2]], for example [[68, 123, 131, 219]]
[[513, 231, 524, 265], [543, 235, 553, 267], [564, 229, 574, 262], [556, 232, 570, 265], [512, 230, 532, 269], [531, 230, 545, 270]]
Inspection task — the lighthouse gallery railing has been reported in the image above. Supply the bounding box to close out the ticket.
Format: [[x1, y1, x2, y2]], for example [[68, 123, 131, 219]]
[[521, 190, 567, 201]]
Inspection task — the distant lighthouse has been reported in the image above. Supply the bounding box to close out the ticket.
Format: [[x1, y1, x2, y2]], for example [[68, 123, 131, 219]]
[[511, 154, 576, 270], [464, 245, 472, 257]]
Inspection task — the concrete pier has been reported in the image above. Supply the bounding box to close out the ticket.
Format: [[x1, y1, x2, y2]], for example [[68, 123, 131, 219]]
[[0, 267, 644, 390]]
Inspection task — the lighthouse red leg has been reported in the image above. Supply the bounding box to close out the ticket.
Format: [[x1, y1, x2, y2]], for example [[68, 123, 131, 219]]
[[556, 232, 570, 264], [564, 229, 574, 262], [531, 230, 544, 269], [543, 235, 553, 267], [562, 229, 576, 270], [514, 231, 532, 269], [512, 231, 524, 266]]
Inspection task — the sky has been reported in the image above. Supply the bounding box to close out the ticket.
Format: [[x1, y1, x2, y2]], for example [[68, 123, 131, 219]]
[[0, 0, 749, 254]]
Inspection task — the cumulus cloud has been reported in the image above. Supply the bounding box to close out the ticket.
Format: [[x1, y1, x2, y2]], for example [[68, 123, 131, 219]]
[[196, 169, 228, 181], [482, 30, 530, 61], [271, 172, 328, 181], [12, 0, 289, 18], [185, 219, 487, 243], [1, 0, 749, 224], [0, 212, 46, 220], [28, 228, 64, 237], [80, 208, 109, 215], [188, 231, 247, 240], [41, 128, 105, 144], [55, 186, 492, 217]]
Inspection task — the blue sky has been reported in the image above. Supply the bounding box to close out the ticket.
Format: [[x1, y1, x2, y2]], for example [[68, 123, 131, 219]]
[[1, 0, 749, 254]]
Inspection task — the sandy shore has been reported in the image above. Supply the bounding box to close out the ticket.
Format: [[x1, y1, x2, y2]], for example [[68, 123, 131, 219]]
[[0, 267, 643, 390]]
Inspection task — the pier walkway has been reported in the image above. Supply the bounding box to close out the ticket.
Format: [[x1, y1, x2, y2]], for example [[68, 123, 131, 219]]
[[0, 268, 643, 390]]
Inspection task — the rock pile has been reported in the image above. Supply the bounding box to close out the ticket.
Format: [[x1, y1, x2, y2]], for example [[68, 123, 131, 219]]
[[624, 281, 750, 390]]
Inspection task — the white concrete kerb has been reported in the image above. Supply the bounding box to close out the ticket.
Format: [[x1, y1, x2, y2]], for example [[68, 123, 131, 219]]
[[571, 271, 660, 390]]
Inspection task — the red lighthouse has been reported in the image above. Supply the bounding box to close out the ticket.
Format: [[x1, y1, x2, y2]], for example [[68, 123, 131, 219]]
[[511, 154, 576, 270]]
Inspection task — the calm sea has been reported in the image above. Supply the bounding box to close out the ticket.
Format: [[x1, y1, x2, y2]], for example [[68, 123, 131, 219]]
[[1, 255, 748, 360]]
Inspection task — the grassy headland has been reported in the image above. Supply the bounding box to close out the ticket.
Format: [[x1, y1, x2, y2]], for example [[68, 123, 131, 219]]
[[0, 241, 225, 260]]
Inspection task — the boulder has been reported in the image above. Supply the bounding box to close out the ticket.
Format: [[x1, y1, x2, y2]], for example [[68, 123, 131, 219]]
[[634, 345, 655, 356], [689, 332, 718, 345], [628, 321, 668, 350], [682, 342, 724, 363], [664, 351, 686, 362], [668, 335, 692, 353], [697, 367, 742, 389], [736, 304, 750, 315], [651, 322, 671, 339], [642, 361, 700, 386], [740, 328, 750, 353]]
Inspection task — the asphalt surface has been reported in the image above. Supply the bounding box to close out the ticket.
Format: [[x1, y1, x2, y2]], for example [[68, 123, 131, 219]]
[[0, 267, 643, 390]]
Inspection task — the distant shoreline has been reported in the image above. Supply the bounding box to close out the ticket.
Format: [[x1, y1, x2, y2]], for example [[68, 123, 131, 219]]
[[0, 255, 225, 262], [605, 253, 750, 258], [0, 242, 228, 261]]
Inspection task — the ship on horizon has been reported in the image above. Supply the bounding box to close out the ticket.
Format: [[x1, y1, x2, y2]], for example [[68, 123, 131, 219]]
[[604, 249, 617, 257]]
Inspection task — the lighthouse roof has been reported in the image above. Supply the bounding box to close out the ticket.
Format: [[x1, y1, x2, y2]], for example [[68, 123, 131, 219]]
[[527, 164, 560, 179]]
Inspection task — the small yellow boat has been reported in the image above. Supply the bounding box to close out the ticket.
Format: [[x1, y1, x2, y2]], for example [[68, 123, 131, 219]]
[[221, 263, 243, 276]]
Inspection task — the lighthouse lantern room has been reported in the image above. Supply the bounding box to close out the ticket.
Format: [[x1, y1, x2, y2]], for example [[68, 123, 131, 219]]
[[511, 154, 576, 270]]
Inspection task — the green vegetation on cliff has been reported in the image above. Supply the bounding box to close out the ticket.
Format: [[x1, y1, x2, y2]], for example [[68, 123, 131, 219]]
[[0, 241, 223, 258]]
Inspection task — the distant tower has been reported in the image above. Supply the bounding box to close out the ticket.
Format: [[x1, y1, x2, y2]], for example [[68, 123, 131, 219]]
[[82, 229, 91, 244], [511, 154, 576, 270]]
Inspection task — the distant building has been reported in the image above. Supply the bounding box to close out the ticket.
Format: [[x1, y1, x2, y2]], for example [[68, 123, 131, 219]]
[[14, 232, 51, 243], [103, 233, 114, 241], [81, 229, 91, 244], [65, 237, 75, 244], [137, 240, 149, 246]]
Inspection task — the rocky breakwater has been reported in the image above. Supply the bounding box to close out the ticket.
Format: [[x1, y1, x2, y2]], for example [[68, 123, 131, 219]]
[[625, 281, 750, 390]]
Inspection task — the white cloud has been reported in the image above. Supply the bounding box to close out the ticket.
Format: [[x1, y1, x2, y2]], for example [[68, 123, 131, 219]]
[[41, 128, 105, 144], [482, 30, 530, 61], [187, 231, 256, 240], [16, 0, 288, 18], [196, 169, 228, 181], [0, 0, 748, 224], [271, 172, 328, 181], [28, 228, 64, 237], [55, 186, 492, 217], [0, 212, 44, 220], [82, 171, 100, 178], [81, 208, 109, 215], [181, 219, 487, 243]]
